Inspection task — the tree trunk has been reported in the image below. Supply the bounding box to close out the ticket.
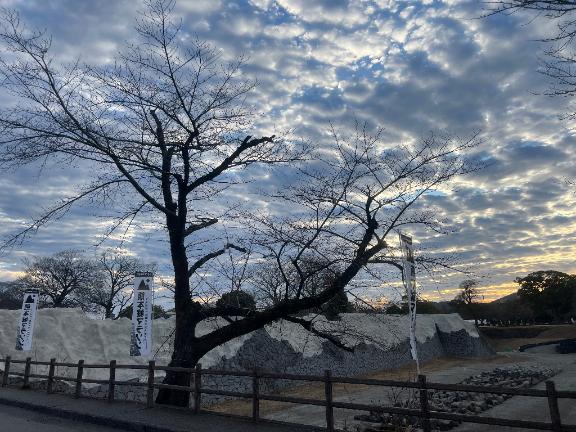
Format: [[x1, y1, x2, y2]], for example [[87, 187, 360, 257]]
[[155, 217, 202, 407], [155, 308, 201, 406]]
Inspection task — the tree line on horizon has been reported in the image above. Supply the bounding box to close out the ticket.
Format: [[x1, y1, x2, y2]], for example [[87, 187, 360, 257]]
[[440, 272, 576, 325], [0, 250, 159, 319], [0, 249, 355, 321], [353, 271, 576, 326], [2, 248, 573, 328]]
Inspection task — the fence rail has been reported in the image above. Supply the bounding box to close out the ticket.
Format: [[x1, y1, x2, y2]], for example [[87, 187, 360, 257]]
[[0, 356, 574, 432]]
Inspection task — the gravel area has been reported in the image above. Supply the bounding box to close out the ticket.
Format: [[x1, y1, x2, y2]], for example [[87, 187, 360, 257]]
[[353, 365, 559, 431]]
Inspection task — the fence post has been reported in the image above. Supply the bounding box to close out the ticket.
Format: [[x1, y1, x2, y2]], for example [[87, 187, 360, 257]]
[[147, 360, 155, 408], [47, 358, 56, 394], [23, 357, 31, 389], [2, 356, 11, 387], [324, 370, 334, 432], [418, 375, 431, 432], [193, 364, 202, 414], [75, 360, 84, 398], [185, 367, 193, 409], [546, 381, 562, 432], [108, 360, 116, 403], [252, 369, 260, 422]]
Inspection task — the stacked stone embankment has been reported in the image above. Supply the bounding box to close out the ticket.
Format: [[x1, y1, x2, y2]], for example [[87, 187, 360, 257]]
[[0, 309, 494, 403]]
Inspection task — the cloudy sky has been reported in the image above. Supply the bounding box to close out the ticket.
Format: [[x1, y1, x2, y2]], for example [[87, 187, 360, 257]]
[[0, 0, 575, 303]]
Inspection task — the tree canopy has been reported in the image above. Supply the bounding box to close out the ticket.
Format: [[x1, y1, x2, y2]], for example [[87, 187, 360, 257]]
[[18, 250, 99, 309], [516, 270, 576, 322], [215, 290, 256, 311], [119, 303, 170, 320]]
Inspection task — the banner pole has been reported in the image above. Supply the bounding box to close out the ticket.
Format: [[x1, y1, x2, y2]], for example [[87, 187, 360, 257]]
[[399, 231, 420, 375]]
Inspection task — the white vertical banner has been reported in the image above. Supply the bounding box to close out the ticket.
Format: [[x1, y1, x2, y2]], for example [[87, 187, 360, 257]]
[[15, 289, 39, 351], [399, 232, 420, 373], [130, 272, 154, 357]]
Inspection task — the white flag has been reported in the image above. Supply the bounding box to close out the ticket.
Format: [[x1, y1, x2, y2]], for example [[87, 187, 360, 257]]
[[399, 233, 419, 372], [130, 272, 154, 357], [15, 289, 39, 351]]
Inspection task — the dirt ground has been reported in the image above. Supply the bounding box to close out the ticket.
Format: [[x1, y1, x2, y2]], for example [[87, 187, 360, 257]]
[[206, 354, 524, 417], [481, 324, 576, 351], [207, 326, 576, 418]]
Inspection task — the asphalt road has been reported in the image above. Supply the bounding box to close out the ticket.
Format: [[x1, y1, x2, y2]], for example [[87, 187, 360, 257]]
[[0, 403, 129, 432]]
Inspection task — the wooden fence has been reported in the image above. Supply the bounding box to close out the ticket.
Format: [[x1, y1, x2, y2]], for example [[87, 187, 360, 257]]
[[1, 356, 575, 432]]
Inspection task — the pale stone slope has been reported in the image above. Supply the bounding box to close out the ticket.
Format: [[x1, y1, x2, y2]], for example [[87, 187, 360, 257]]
[[0, 308, 483, 381]]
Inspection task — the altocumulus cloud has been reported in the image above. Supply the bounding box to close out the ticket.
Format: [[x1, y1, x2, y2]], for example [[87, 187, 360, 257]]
[[0, 0, 575, 302]]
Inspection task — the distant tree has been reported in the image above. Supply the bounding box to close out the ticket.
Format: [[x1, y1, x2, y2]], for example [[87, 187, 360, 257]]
[[18, 250, 100, 309], [516, 270, 576, 322], [416, 300, 441, 314], [454, 279, 483, 325], [386, 303, 403, 314], [251, 257, 351, 320], [348, 295, 389, 314], [0, 281, 23, 309], [250, 262, 285, 307], [215, 290, 256, 311], [322, 287, 352, 320], [488, 297, 535, 325], [119, 303, 170, 320], [80, 252, 152, 319], [385, 298, 440, 315], [251, 257, 340, 308]]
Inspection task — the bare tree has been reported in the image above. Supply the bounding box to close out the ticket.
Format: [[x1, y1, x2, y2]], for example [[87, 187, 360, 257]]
[[486, 1, 576, 116], [485, 2, 576, 195], [0, 281, 25, 309], [486, 1, 576, 35], [454, 279, 483, 325], [194, 124, 479, 373], [81, 252, 152, 319], [0, 1, 479, 406], [18, 250, 99, 309], [250, 256, 339, 308]]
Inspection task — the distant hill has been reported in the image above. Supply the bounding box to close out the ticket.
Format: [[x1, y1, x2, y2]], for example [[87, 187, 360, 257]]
[[432, 301, 456, 313], [491, 292, 519, 304]]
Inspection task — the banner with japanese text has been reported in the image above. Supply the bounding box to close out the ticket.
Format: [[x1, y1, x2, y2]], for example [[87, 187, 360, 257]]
[[399, 232, 419, 372], [15, 289, 39, 351], [130, 272, 153, 357]]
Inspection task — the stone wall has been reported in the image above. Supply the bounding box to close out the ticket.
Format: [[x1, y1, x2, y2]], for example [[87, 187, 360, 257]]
[[191, 323, 493, 405], [0, 313, 495, 406], [64, 322, 494, 406]]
